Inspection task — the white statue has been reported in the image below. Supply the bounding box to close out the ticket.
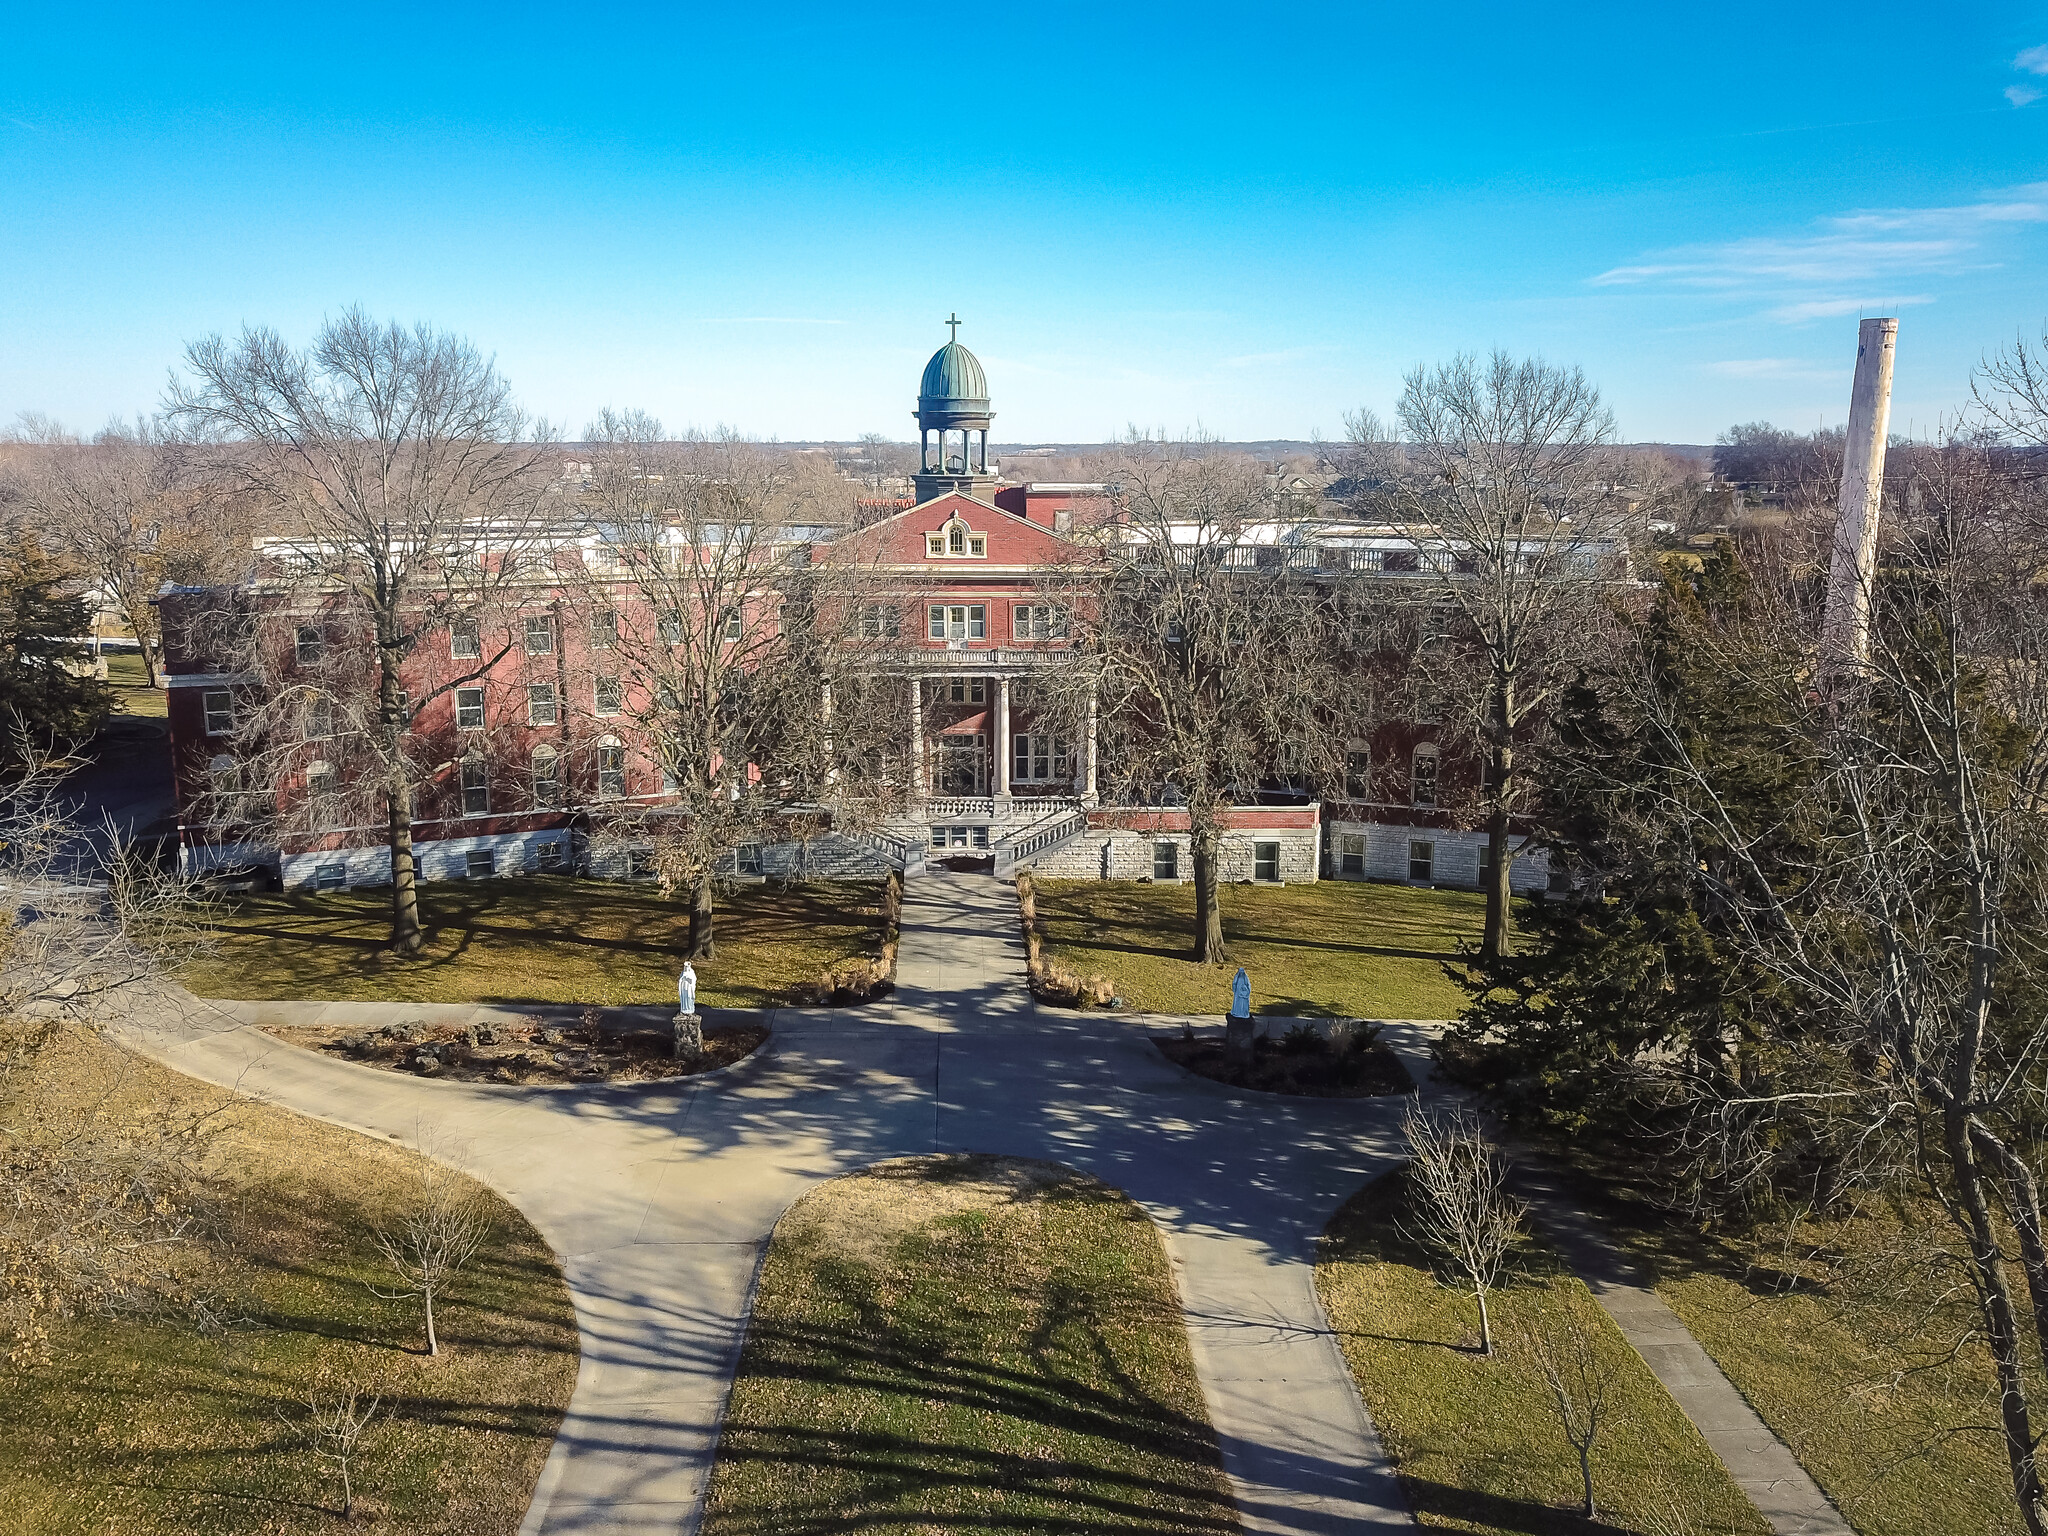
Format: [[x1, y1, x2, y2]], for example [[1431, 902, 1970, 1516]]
[[678, 960, 698, 1016], [1230, 967, 1251, 1020]]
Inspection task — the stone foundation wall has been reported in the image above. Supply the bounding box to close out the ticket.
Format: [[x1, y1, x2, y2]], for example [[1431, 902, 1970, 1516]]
[[1030, 827, 1320, 883], [1325, 819, 1551, 893]]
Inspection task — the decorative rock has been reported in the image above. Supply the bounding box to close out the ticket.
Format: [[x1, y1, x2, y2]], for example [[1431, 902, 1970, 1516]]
[[672, 1011, 704, 1061], [473, 1024, 498, 1046], [414, 1055, 442, 1077]]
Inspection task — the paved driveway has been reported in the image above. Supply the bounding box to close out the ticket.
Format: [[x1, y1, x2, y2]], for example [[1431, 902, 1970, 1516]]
[[125, 872, 1428, 1534]]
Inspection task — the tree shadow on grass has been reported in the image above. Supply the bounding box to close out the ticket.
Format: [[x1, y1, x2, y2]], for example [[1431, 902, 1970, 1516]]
[[1401, 1479, 1645, 1536]]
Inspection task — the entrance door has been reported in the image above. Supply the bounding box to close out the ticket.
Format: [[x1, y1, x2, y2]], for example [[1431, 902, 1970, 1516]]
[[934, 734, 986, 796]]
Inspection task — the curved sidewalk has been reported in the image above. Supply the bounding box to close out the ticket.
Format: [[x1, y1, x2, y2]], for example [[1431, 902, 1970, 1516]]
[[123, 871, 1423, 1534]]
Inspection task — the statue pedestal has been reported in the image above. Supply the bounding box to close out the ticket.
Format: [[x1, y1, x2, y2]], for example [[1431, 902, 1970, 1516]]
[[1224, 1012, 1254, 1068], [672, 1012, 704, 1061]]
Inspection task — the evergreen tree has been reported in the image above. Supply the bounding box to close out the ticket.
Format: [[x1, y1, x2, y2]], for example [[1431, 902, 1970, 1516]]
[[0, 530, 109, 775]]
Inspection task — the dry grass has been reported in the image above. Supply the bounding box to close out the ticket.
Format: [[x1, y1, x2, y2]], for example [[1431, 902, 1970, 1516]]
[[105, 650, 167, 718], [702, 1153, 1238, 1534], [1035, 878, 1487, 1019], [182, 876, 886, 1009], [0, 1028, 578, 1534], [1317, 1169, 1768, 1535]]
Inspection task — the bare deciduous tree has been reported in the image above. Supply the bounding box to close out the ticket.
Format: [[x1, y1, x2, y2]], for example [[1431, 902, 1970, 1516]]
[[165, 309, 561, 953], [280, 1383, 383, 1519], [1519, 1297, 1624, 1520], [1400, 1102, 1524, 1357], [371, 1133, 493, 1358], [1343, 352, 1632, 959], [1040, 439, 1350, 962]]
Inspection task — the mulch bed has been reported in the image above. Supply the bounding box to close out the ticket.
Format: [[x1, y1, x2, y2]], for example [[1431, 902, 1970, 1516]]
[[1158, 1031, 1413, 1098], [262, 1016, 768, 1085]]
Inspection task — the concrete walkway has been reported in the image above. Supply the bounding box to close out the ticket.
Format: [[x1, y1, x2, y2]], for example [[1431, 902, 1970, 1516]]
[[122, 872, 1425, 1535], [1513, 1163, 1855, 1536]]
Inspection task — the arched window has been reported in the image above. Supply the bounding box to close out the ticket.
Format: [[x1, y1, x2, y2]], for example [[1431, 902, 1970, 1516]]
[[949, 523, 966, 554], [531, 745, 561, 806], [1410, 744, 1439, 809]]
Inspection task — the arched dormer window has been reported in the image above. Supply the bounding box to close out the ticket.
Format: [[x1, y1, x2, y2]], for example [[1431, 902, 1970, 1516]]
[[925, 515, 987, 560]]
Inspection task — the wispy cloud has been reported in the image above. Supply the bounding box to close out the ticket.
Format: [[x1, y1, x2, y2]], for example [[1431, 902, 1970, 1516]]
[[1590, 185, 2048, 323], [2017, 44, 2048, 74], [694, 316, 845, 325], [2008, 85, 2042, 108]]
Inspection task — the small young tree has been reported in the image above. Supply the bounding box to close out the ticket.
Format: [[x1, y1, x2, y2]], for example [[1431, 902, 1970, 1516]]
[[371, 1138, 492, 1358], [1520, 1297, 1624, 1520], [1400, 1103, 1524, 1356], [280, 1384, 382, 1520]]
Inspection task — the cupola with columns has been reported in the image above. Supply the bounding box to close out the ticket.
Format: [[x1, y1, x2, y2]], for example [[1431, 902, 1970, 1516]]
[[912, 314, 999, 503]]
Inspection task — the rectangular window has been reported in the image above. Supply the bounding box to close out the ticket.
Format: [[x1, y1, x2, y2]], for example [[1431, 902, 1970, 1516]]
[[930, 825, 948, 849], [535, 839, 564, 872], [928, 604, 946, 640], [970, 826, 989, 849], [861, 604, 900, 640], [968, 536, 985, 557], [735, 843, 763, 876], [314, 862, 347, 892], [456, 686, 486, 730], [658, 611, 683, 645], [723, 611, 743, 642], [451, 619, 480, 659], [466, 848, 496, 878], [594, 677, 622, 717], [531, 749, 561, 805], [525, 615, 555, 654], [1409, 839, 1435, 883], [947, 678, 986, 704], [1014, 733, 1057, 781], [598, 743, 625, 798], [1254, 841, 1281, 882], [949, 826, 970, 848], [305, 696, 334, 741], [294, 626, 323, 664], [591, 610, 617, 649], [203, 690, 233, 736], [1014, 604, 1069, 640], [927, 535, 946, 557], [931, 604, 986, 642], [461, 758, 490, 816], [1154, 841, 1179, 880], [1340, 833, 1366, 877], [528, 683, 558, 726]]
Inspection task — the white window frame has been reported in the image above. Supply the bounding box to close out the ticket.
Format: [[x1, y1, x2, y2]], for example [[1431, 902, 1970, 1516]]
[[451, 619, 481, 660], [528, 683, 558, 727], [305, 762, 340, 829], [1153, 840, 1178, 880], [531, 745, 561, 806], [456, 686, 486, 731], [1411, 745, 1439, 809], [314, 862, 347, 892], [1408, 838, 1435, 882], [460, 757, 490, 816], [535, 838, 565, 871], [723, 611, 743, 642], [305, 695, 334, 741], [465, 848, 496, 878], [597, 740, 626, 799], [1340, 833, 1366, 876], [926, 604, 986, 642], [1014, 603, 1068, 641], [203, 690, 233, 737], [525, 614, 555, 654], [860, 603, 900, 640], [594, 677, 623, 717], [591, 610, 618, 650], [1254, 841, 1281, 882], [947, 678, 986, 705], [294, 626, 323, 664]]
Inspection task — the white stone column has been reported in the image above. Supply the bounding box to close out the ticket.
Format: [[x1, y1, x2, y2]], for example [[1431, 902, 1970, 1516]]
[[1083, 685, 1099, 806], [1822, 316, 1899, 669], [995, 675, 1011, 799], [909, 677, 924, 799]]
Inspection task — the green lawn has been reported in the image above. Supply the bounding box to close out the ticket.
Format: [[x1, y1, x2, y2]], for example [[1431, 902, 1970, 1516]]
[[1317, 1170, 1768, 1536], [0, 1028, 577, 1534], [105, 649, 167, 717], [1578, 1180, 2033, 1536], [182, 876, 886, 1009], [1034, 878, 1487, 1019], [702, 1154, 1238, 1534]]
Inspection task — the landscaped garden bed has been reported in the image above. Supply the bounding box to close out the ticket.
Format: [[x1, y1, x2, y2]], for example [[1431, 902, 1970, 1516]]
[[701, 1153, 1236, 1533], [1158, 1020, 1413, 1097], [263, 1015, 768, 1084]]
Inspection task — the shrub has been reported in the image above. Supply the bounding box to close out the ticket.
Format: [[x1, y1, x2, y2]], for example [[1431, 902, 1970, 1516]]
[[1280, 1021, 1327, 1056]]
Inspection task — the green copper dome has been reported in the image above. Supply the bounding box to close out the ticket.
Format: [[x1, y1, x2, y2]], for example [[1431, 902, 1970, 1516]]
[[918, 342, 989, 411]]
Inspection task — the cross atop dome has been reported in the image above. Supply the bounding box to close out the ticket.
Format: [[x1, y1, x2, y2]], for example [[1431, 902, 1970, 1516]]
[[947, 312, 962, 343]]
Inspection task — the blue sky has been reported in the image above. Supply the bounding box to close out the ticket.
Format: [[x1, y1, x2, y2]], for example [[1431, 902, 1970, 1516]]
[[4, 3, 2046, 445]]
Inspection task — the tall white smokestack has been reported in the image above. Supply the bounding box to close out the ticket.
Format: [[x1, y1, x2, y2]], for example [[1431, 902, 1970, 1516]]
[[1821, 317, 1899, 667]]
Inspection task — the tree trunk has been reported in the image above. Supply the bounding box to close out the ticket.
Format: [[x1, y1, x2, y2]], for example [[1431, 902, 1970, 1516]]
[[380, 639, 424, 955], [1481, 683, 1514, 962], [688, 873, 716, 960], [1476, 1284, 1492, 1357], [424, 1285, 438, 1357], [1947, 1106, 2047, 1534], [1577, 1441, 1595, 1519], [1191, 821, 1224, 964]]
